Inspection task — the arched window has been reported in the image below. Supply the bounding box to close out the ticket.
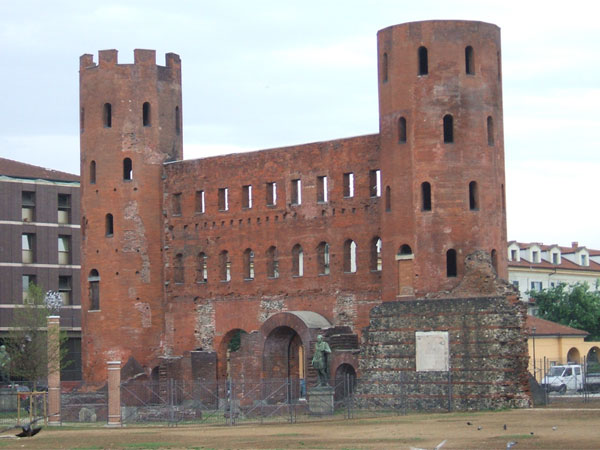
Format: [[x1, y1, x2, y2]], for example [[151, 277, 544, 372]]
[[487, 116, 494, 146], [142, 102, 151, 127], [465, 46, 474, 75], [317, 242, 330, 275], [491, 249, 498, 273], [469, 181, 479, 210], [344, 239, 357, 273], [266, 246, 279, 278], [88, 269, 100, 311], [398, 117, 407, 143], [90, 160, 96, 184], [243, 248, 255, 280], [446, 249, 457, 277], [220, 250, 231, 282], [197, 252, 207, 283], [418, 46, 428, 75], [421, 182, 432, 211], [175, 106, 181, 135], [292, 244, 303, 277], [443, 114, 454, 143], [371, 237, 382, 271], [174, 253, 184, 284], [382, 52, 388, 83], [103, 103, 112, 128], [105, 213, 113, 237], [385, 186, 391, 212], [123, 158, 133, 181], [399, 244, 413, 256]]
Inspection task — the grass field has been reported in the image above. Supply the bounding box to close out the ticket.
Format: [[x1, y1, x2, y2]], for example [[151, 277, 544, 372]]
[[1, 405, 599, 449]]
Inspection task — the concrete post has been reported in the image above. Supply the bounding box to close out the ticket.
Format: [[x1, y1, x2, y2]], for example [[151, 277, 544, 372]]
[[107, 361, 122, 427], [46, 316, 61, 425]]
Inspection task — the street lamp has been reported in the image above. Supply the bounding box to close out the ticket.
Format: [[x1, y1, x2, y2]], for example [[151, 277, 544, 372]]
[[532, 326, 537, 381]]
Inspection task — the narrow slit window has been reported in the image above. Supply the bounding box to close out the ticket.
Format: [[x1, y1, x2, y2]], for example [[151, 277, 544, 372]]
[[142, 102, 151, 126], [218, 188, 229, 211], [220, 250, 231, 282], [421, 182, 432, 211], [398, 117, 407, 143], [243, 249, 255, 280], [172, 193, 182, 216], [343, 172, 354, 198], [105, 213, 114, 236], [103, 103, 112, 128], [291, 179, 301, 205], [197, 252, 208, 283], [174, 253, 184, 284], [123, 158, 133, 181], [501, 184, 506, 212], [382, 52, 388, 83], [344, 240, 357, 273], [266, 182, 277, 206], [195, 190, 205, 214], [317, 242, 330, 275], [469, 181, 479, 210], [443, 114, 454, 143], [267, 246, 279, 278], [491, 249, 498, 273], [88, 269, 100, 310], [292, 244, 303, 277], [370, 169, 381, 197], [317, 176, 328, 203], [487, 116, 494, 146], [242, 185, 252, 209], [175, 106, 181, 135], [418, 46, 428, 75], [80, 107, 85, 133], [385, 186, 391, 212], [90, 160, 96, 184], [446, 249, 457, 277], [465, 46, 474, 75], [371, 237, 382, 272]]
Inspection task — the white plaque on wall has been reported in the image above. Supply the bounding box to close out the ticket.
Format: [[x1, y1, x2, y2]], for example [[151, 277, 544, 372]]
[[415, 331, 449, 372]]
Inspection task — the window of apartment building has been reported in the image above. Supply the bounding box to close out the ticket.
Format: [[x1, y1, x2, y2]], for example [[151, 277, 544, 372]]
[[243, 249, 255, 280], [371, 237, 382, 272], [22, 233, 35, 263], [172, 193, 182, 216], [88, 269, 100, 310], [370, 169, 381, 197], [292, 244, 303, 277], [174, 253, 184, 284], [22, 274, 36, 303], [530, 281, 543, 291], [512, 280, 519, 289], [267, 246, 279, 279], [195, 190, 205, 214], [581, 254, 588, 266], [59, 275, 72, 306], [242, 185, 252, 209], [196, 252, 208, 283], [266, 182, 277, 206], [343, 173, 354, 198], [552, 252, 559, 264], [317, 176, 328, 203], [317, 242, 330, 275], [344, 239, 357, 273], [58, 235, 71, 265], [532, 251, 540, 263], [58, 194, 71, 224], [220, 250, 231, 282], [218, 188, 229, 211], [291, 179, 301, 205], [22, 191, 35, 222], [510, 249, 517, 261]]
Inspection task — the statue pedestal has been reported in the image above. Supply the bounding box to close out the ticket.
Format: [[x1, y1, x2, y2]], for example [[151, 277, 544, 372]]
[[308, 386, 334, 415]]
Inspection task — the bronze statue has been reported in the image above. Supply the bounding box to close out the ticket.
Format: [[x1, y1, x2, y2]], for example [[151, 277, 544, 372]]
[[311, 335, 331, 387]]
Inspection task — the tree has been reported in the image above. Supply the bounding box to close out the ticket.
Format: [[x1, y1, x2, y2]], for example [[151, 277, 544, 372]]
[[529, 282, 600, 340], [4, 283, 67, 388]]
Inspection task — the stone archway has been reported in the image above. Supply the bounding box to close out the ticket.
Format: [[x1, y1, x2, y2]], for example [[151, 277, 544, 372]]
[[567, 347, 581, 364], [588, 347, 600, 364], [334, 363, 357, 401]]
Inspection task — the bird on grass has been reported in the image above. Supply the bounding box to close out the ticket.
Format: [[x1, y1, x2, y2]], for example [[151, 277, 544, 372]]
[[477, 426, 482, 431], [506, 441, 518, 449], [0, 418, 42, 438], [552, 426, 558, 431], [503, 424, 507, 430]]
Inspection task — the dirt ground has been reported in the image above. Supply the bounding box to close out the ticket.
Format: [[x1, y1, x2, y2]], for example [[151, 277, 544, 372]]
[[1, 407, 599, 449]]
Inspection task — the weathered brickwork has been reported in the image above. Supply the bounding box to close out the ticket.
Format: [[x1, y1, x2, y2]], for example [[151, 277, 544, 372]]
[[79, 19, 523, 406]]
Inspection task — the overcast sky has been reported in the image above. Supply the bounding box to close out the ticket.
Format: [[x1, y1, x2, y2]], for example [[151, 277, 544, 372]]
[[1, 1, 599, 249]]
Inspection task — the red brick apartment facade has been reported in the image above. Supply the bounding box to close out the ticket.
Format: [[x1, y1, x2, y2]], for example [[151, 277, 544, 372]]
[[0, 157, 81, 380], [80, 20, 508, 387]]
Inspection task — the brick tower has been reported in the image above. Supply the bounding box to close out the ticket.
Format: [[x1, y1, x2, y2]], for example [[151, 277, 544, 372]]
[[79, 49, 182, 385], [377, 21, 507, 299]]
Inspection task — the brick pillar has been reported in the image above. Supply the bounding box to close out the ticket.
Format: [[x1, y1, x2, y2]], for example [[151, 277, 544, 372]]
[[107, 361, 122, 427], [46, 316, 61, 425]]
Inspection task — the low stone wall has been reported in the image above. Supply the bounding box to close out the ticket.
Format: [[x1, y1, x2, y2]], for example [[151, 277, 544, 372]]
[[357, 295, 531, 411]]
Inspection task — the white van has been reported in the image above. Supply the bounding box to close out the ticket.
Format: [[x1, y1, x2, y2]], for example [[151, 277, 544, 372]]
[[541, 364, 583, 393]]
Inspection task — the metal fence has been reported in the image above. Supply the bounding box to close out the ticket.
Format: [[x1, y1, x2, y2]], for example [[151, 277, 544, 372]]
[[0, 382, 47, 430]]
